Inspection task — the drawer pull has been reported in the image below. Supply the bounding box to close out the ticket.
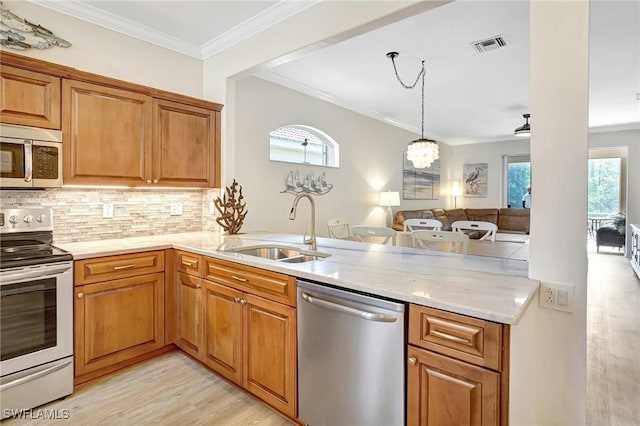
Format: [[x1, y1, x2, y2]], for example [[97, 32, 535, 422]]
[[231, 275, 248, 282], [431, 330, 471, 345], [181, 261, 196, 267], [196, 284, 202, 289], [113, 264, 136, 271], [77, 292, 84, 299], [408, 357, 417, 366], [233, 297, 241, 303], [240, 299, 247, 305]]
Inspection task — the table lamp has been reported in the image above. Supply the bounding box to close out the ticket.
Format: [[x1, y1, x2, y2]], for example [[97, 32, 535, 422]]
[[379, 191, 400, 228]]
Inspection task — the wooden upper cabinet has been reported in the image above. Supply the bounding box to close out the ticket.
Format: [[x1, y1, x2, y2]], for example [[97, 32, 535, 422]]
[[63, 79, 153, 185], [153, 99, 220, 187], [0, 65, 61, 129]]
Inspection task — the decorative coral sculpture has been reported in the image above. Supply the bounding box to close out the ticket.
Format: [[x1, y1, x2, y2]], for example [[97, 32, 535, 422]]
[[214, 179, 247, 234]]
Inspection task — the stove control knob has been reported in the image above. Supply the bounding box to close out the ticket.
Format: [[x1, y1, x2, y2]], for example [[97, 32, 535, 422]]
[[23, 215, 34, 223], [9, 215, 19, 224], [36, 214, 47, 223]]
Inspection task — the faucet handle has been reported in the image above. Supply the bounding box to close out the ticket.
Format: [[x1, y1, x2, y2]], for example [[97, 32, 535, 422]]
[[303, 230, 312, 245]]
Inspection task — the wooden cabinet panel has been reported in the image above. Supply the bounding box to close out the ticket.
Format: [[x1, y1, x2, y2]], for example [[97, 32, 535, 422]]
[[62, 79, 153, 185], [202, 279, 243, 384], [205, 257, 296, 307], [409, 304, 502, 370], [153, 99, 220, 187], [244, 293, 297, 419], [0, 65, 61, 129], [74, 251, 164, 285], [176, 272, 203, 359], [176, 250, 204, 277], [74, 273, 165, 376], [407, 345, 499, 426]]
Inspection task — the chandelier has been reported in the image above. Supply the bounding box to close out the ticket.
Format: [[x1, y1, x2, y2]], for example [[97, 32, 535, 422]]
[[386, 51, 439, 169]]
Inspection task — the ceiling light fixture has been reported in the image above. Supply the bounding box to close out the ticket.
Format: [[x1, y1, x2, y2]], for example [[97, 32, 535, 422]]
[[386, 51, 439, 169], [514, 113, 531, 137]]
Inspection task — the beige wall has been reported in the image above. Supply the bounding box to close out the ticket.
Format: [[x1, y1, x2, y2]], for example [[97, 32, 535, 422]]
[[233, 76, 451, 236], [1, 1, 203, 98]]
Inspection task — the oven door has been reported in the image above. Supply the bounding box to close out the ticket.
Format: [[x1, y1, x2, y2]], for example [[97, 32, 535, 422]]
[[0, 262, 73, 377], [0, 138, 32, 188]]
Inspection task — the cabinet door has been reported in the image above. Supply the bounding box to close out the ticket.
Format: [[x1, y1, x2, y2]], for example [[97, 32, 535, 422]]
[[176, 272, 203, 359], [74, 273, 165, 376], [407, 345, 500, 426], [201, 279, 243, 384], [62, 79, 153, 185], [0, 65, 61, 129], [243, 293, 297, 419], [153, 99, 219, 187]]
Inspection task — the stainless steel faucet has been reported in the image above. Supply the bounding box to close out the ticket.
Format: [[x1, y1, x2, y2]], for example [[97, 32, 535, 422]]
[[289, 193, 316, 251]]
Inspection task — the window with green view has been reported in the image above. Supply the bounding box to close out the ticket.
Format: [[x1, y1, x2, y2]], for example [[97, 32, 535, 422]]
[[505, 155, 531, 208], [588, 158, 621, 217]]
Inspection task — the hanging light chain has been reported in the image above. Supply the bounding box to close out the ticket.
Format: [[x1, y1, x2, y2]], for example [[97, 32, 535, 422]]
[[387, 52, 426, 139]]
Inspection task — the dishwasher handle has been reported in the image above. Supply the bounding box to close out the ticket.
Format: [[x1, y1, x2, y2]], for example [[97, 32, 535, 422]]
[[301, 292, 398, 323]]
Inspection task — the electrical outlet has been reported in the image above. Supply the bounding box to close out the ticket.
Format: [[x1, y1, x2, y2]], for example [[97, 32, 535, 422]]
[[102, 203, 114, 219], [170, 203, 183, 216], [539, 281, 575, 313]]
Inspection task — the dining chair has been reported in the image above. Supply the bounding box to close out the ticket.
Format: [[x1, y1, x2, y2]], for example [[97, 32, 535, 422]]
[[403, 218, 443, 232], [327, 218, 353, 240], [411, 230, 470, 254], [351, 225, 397, 246], [451, 220, 498, 241]]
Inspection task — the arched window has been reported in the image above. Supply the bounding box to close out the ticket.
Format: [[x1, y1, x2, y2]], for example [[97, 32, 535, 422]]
[[269, 125, 339, 168]]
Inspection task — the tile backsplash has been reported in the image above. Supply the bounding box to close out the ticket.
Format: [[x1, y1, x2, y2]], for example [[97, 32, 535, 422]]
[[1, 188, 221, 243]]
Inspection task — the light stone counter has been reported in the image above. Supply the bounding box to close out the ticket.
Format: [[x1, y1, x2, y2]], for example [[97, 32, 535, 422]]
[[58, 231, 539, 325]]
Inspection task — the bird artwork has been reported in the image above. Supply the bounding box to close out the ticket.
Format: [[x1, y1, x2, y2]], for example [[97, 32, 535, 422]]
[[464, 165, 486, 196], [0, 2, 71, 50]]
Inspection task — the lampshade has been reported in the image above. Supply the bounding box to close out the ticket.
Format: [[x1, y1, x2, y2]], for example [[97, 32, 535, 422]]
[[407, 138, 439, 169], [514, 113, 531, 137], [451, 181, 461, 197], [379, 191, 400, 207]]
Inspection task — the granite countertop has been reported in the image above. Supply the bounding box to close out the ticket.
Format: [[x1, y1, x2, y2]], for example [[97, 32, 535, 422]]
[[57, 231, 539, 325]]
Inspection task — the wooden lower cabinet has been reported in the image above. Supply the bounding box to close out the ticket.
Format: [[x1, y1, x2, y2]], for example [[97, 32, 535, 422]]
[[407, 345, 499, 426], [176, 272, 203, 359], [74, 273, 165, 378]]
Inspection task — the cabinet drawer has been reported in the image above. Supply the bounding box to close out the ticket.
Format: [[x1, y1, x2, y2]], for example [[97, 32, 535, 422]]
[[75, 251, 165, 285], [409, 304, 503, 371], [176, 250, 204, 277], [204, 257, 296, 307]]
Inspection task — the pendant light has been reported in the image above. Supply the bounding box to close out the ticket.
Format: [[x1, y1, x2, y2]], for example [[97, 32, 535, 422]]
[[514, 113, 531, 137], [386, 51, 439, 169]]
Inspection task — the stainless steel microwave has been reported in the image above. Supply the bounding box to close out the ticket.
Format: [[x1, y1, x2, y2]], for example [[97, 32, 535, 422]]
[[0, 124, 63, 188]]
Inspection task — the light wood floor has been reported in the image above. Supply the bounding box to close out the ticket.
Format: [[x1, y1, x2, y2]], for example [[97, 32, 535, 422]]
[[2, 351, 293, 426], [586, 243, 640, 426]]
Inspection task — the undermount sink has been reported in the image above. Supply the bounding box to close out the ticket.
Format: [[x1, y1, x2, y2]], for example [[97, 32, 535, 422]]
[[225, 245, 330, 263]]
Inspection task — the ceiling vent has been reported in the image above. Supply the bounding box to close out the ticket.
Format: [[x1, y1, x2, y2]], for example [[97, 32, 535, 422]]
[[471, 35, 508, 53]]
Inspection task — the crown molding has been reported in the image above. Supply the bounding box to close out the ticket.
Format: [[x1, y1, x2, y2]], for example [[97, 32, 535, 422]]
[[28, 0, 319, 60], [255, 70, 421, 135], [589, 122, 640, 134], [201, 0, 322, 59]]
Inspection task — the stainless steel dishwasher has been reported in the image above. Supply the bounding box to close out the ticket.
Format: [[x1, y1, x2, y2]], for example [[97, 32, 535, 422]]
[[297, 279, 406, 426]]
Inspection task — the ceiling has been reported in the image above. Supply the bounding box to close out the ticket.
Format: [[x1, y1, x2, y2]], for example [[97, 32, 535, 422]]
[[32, 0, 640, 145]]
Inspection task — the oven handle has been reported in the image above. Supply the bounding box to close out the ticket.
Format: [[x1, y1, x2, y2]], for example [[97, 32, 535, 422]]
[[24, 141, 33, 182], [0, 358, 72, 392], [0, 263, 72, 284]]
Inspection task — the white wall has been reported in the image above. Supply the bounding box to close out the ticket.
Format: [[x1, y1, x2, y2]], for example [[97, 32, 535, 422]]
[[233, 76, 451, 236], [449, 139, 530, 208], [1, 1, 203, 98]]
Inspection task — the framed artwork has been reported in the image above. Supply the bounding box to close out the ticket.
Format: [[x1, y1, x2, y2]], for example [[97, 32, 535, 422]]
[[463, 163, 488, 198], [403, 152, 440, 200]]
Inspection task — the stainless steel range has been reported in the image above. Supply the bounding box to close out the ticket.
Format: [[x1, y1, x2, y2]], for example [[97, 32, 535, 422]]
[[0, 208, 74, 418]]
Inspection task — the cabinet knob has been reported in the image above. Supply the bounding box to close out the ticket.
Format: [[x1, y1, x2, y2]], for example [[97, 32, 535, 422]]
[[146, 179, 152, 184], [408, 357, 417, 366], [240, 299, 247, 305], [77, 292, 84, 299], [233, 297, 241, 303], [196, 284, 202, 289], [153, 179, 159, 184]]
